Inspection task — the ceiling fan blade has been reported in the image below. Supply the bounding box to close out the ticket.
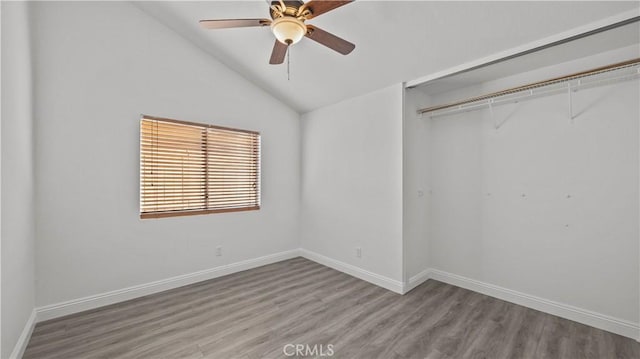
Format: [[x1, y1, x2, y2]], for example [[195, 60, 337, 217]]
[[269, 40, 288, 64], [302, 0, 353, 19], [199, 19, 271, 29], [305, 25, 355, 55]]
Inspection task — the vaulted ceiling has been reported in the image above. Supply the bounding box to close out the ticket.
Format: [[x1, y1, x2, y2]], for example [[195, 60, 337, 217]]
[[135, 1, 639, 113]]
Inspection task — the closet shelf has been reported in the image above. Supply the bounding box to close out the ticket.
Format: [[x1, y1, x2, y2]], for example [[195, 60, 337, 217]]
[[418, 58, 640, 118]]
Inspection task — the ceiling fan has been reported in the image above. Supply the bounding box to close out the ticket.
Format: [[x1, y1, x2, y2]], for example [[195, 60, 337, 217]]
[[199, 0, 355, 65]]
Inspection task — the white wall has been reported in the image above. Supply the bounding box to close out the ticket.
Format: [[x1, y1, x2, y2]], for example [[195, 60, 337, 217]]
[[32, 1, 300, 307], [402, 90, 431, 282], [422, 48, 639, 325], [9, 0, 636, 347], [300, 84, 404, 284], [1, 2, 37, 357]]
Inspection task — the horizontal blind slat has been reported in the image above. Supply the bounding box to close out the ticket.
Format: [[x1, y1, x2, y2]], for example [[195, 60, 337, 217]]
[[140, 116, 260, 217]]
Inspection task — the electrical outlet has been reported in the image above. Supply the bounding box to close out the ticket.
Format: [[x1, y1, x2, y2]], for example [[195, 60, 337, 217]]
[[356, 247, 362, 258], [216, 246, 222, 256]]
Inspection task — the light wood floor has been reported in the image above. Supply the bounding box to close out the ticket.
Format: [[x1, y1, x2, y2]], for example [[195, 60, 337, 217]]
[[25, 257, 639, 358]]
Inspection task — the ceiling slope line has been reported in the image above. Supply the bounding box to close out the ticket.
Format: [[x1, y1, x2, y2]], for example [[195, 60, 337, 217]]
[[130, 1, 304, 115], [405, 9, 640, 89]]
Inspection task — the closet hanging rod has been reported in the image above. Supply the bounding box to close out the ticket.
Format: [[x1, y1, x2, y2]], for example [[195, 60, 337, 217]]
[[417, 58, 640, 115]]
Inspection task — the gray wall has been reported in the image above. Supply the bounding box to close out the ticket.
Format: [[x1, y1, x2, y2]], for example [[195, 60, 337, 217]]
[[1, 2, 37, 358], [301, 84, 404, 283], [32, 1, 301, 308], [423, 47, 639, 325]]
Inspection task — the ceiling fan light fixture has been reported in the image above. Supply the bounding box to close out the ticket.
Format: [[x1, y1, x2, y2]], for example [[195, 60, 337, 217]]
[[271, 17, 306, 45], [199, 0, 355, 65]]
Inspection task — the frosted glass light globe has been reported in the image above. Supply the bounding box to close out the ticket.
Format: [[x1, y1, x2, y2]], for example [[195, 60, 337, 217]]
[[271, 17, 306, 45]]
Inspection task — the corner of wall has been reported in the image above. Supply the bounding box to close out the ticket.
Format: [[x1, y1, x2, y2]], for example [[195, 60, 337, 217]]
[[402, 87, 432, 282], [1, 1, 38, 357], [299, 83, 404, 286]]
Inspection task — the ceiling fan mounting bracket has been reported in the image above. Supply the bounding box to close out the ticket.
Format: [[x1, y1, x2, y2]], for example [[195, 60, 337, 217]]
[[270, 0, 306, 20]]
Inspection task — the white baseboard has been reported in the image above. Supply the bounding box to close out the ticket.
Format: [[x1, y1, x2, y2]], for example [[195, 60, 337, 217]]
[[9, 309, 37, 359], [299, 249, 404, 294], [27, 248, 640, 343], [428, 268, 640, 341], [403, 268, 431, 294], [36, 249, 300, 322]]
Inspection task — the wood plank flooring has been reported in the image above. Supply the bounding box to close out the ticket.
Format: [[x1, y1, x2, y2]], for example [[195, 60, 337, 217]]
[[24, 257, 639, 358]]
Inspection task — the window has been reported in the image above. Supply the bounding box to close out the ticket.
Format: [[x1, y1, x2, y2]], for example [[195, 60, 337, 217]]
[[140, 115, 260, 218]]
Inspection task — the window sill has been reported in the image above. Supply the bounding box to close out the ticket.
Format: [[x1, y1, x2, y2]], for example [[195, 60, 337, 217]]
[[140, 206, 260, 219]]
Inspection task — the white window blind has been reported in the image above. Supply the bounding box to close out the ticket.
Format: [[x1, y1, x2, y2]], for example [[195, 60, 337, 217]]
[[140, 116, 260, 218]]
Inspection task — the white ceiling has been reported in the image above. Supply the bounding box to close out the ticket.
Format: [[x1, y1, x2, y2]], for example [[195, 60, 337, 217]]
[[134, 1, 639, 113], [415, 21, 640, 95]]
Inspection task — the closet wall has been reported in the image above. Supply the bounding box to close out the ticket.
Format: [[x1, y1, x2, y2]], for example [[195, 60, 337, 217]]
[[403, 90, 431, 283], [406, 45, 639, 330]]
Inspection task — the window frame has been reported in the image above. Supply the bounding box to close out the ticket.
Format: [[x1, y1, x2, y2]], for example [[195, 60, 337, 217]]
[[140, 115, 261, 219]]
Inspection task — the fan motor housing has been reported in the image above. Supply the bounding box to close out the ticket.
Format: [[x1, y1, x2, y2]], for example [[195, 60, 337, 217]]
[[270, 0, 305, 19]]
